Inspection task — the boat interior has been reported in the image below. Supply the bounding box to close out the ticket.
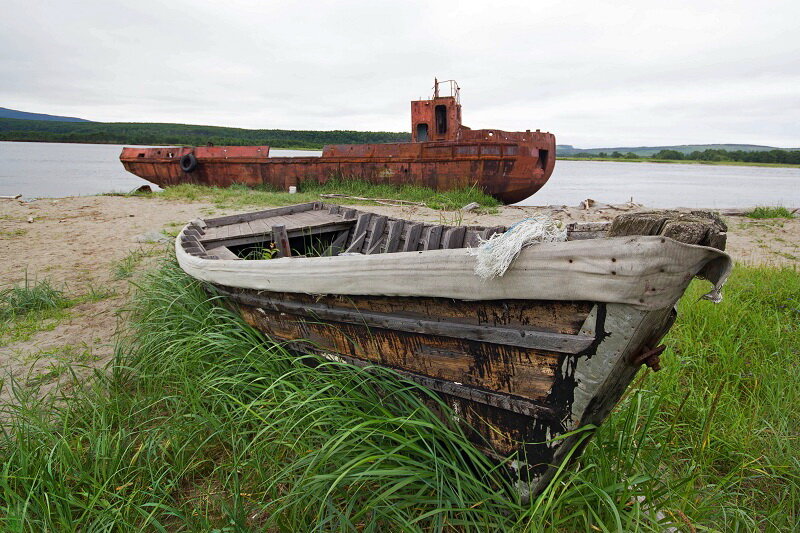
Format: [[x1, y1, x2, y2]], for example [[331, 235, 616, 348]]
[[178, 202, 610, 261]]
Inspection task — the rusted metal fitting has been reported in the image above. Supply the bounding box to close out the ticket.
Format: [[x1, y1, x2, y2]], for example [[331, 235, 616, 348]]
[[631, 344, 666, 371]]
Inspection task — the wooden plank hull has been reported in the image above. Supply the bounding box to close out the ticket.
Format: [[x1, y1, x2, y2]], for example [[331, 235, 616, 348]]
[[215, 287, 676, 497]]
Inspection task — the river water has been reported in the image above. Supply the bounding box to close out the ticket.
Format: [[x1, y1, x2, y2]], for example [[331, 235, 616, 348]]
[[1, 141, 797, 208]]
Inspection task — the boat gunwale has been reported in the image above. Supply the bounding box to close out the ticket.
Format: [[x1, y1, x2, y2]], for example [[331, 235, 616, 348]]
[[174, 206, 732, 312]]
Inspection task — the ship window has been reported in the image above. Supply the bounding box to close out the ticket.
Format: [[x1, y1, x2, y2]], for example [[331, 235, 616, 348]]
[[481, 145, 500, 156], [416, 123, 428, 142], [424, 146, 452, 157], [435, 105, 447, 134], [504, 146, 518, 156], [538, 149, 550, 169], [455, 145, 478, 155]]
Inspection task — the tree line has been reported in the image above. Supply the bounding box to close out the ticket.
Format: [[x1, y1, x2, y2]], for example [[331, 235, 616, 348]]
[[568, 148, 800, 164], [0, 117, 410, 149], [651, 148, 800, 164]]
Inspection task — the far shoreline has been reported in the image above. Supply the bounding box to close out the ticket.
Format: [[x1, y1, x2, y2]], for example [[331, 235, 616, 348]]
[[0, 139, 323, 151], [558, 156, 800, 169], [2, 140, 798, 167]]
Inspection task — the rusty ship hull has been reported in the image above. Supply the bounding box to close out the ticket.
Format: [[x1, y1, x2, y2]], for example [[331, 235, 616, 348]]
[[120, 80, 556, 204]]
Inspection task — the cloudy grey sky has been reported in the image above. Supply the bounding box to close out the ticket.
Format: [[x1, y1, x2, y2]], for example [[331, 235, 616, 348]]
[[1, 0, 798, 147]]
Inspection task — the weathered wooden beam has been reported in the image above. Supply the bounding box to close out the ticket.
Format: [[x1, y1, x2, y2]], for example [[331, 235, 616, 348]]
[[183, 245, 205, 256], [481, 226, 505, 240], [441, 226, 467, 249], [184, 228, 202, 240], [402, 223, 424, 251], [321, 351, 561, 420], [422, 226, 444, 250], [206, 246, 240, 260], [204, 202, 318, 228], [364, 216, 388, 254], [352, 213, 372, 239], [343, 232, 367, 254], [272, 225, 291, 257], [201, 222, 353, 249], [464, 229, 482, 248], [181, 235, 200, 248], [383, 220, 404, 253], [227, 290, 595, 353], [234, 297, 570, 401], [566, 222, 610, 241], [608, 211, 727, 250]]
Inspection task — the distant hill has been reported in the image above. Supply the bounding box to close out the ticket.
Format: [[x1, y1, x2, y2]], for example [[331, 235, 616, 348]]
[[557, 144, 799, 157], [0, 113, 793, 154], [0, 107, 90, 122], [0, 117, 409, 149]]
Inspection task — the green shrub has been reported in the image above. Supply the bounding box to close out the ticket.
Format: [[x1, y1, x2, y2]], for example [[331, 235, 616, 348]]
[[746, 206, 795, 219]]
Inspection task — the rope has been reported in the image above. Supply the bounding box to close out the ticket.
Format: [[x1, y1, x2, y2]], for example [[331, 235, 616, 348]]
[[469, 216, 566, 280]]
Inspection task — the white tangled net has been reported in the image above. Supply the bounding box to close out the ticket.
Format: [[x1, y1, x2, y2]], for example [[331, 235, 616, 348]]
[[469, 216, 567, 280]]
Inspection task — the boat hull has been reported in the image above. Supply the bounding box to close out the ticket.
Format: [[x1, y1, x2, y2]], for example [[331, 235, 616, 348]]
[[174, 203, 731, 498], [213, 286, 678, 495], [120, 133, 556, 204]]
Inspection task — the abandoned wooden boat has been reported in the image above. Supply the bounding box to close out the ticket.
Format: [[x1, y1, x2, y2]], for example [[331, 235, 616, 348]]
[[120, 79, 556, 204], [175, 202, 731, 497]]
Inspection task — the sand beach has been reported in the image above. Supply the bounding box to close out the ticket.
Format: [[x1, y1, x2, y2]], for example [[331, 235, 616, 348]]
[[1, 194, 797, 402]]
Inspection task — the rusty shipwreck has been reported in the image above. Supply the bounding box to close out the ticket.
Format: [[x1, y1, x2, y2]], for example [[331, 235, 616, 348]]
[[120, 80, 556, 204], [175, 203, 731, 497]]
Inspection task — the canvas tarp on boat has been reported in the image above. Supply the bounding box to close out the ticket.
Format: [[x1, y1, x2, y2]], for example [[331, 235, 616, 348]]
[[176, 234, 731, 311]]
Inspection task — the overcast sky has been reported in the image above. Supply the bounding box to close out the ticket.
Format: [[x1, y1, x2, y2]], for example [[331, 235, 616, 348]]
[[1, 0, 798, 147]]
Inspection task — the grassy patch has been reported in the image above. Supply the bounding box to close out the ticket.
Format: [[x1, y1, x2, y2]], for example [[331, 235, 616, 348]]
[[745, 206, 796, 219], [0, 278, 72, 346], [111, 248, 161, 280], [23, 343, 100, 365], [21, 344, 102, 387], [156, 180, 500, 211], [0, 262, 797, 530], [0, 228, 27, 239], [0, 280, 116, 347], [78, 285, 117, 304], [161, 221, 185, 238], [0, 277, 69, 321], [0, 307, 70, 347]]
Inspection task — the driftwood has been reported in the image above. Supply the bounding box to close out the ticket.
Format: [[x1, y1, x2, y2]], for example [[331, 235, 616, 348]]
[[319, 194, 425, 207], [609, 210, 727, 250], [1, 194, 22, 200]]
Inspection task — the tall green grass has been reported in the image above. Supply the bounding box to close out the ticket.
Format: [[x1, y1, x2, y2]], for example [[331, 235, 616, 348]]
[[0, 277, 69, 321], [0, 260, 797, 530], [157, 180, 500, 211]]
